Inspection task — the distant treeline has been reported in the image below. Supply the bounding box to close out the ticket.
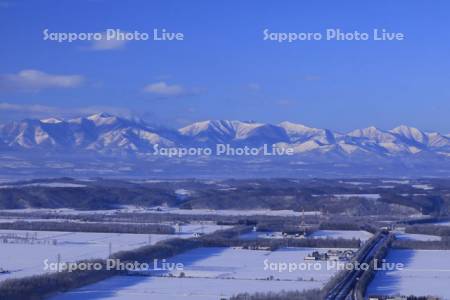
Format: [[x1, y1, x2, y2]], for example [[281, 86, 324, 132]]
[[201, 235, 361, 250], [0, 226, 249, 300], [319, 222, 378, 234], [0, 211, 320, 228], [368, 296, 442, 300], [401, 216, 450, 226], [405, 225, 450, 237], [230, 290, 322, 300], [392, 239, 450, 250], [0, 221, 175, 235], [255, 221, 317, 235]]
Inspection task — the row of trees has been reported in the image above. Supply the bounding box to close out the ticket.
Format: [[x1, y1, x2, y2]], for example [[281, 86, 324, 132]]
[[392, 239, 450, 250], [230, 290, 322, 300], [319, 221, 378, 234], [0, 221, 175, 234], [405, 225, 450, 237]]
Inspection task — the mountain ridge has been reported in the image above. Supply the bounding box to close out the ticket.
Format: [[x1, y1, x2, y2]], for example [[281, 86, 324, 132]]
[[0, 113, 449, 158]]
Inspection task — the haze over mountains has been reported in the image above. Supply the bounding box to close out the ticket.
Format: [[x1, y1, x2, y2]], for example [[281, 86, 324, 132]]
[[1, 112, 449, 158]]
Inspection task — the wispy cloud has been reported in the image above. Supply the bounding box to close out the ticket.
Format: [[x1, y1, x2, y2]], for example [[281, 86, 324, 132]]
[[143, 81, 187, 97], [87, 30, 130, 51], [0, 70, 84, 92], [0, 102, 131, 120]]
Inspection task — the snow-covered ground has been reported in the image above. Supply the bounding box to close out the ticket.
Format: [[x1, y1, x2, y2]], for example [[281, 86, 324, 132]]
[[239, 231, 284, 240], [0, 182, 87, 189], [50, 247, 340, 300], [51, 276, 314, 300], [332, 194, 381, 200], [412, 184, 434, 190], [395, 232, 441, 242], [0, 224, 227, 281], [309, 230, 373, 241], [366, 249, 450, 299], [382, 180, 410, 185], [0, 230, 169, 281], [312, 194, 381, 200], [175, 223, 231, 235], [343, 181, 372, 186]]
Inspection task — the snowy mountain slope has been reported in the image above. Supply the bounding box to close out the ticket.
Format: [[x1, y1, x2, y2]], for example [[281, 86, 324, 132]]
[[279, 121, 336, 144], [0, 113, 178, 153], [179, 120, 289, 146], [0, 114, 449, 158]]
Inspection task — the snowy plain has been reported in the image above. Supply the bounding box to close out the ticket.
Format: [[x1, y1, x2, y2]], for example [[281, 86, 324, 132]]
[[366, 249, 450, 299], [394, 232, 441, 242], [309, 230, 373, 242], [0, 224, 227, 281], [50, 247, 340, 300]]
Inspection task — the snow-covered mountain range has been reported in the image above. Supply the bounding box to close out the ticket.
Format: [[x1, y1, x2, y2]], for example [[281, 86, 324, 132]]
[[1, 113, 449, 158]]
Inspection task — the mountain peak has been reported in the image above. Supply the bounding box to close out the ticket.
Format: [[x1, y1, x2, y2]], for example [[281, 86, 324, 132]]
[[391, 124, 420, 133], [390, 125, 426, 143], [279, 121, 313, 130], [87, 112, 113, 119], [86, 112, 119, 126], [40, 117, 63, 124]]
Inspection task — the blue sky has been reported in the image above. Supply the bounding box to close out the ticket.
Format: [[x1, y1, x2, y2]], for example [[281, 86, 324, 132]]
[[0, 0, 449, 133]]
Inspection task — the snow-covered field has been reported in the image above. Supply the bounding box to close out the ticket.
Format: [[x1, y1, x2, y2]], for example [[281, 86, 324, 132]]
[[366, 249, 450, 299], [332, 194, 381, 200], [0, 230, 169, 281], [0, 182, 87, 188], [51, 276, 312, 300], [50, 247, 339, 300], [0, 224, 227, 281], [382, 180, 410, 185], [239, 231, 284, 240], [412, 184, 434, 190], [395, 232, 441, 242], [309, 230, 373, 241]]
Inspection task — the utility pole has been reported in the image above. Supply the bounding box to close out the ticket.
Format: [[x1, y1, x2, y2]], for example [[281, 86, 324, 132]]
[[57, 254, 61, 272]]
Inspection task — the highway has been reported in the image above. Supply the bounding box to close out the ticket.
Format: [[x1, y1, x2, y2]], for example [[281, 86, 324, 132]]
[[325, 232, 389, 300]]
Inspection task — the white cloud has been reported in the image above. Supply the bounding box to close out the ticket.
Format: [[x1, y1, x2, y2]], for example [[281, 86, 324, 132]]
[[90, 31, 128, 51], [0, 102, 131, 119], [143, 81, 186, 97], [0, 70, 83, 91]]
